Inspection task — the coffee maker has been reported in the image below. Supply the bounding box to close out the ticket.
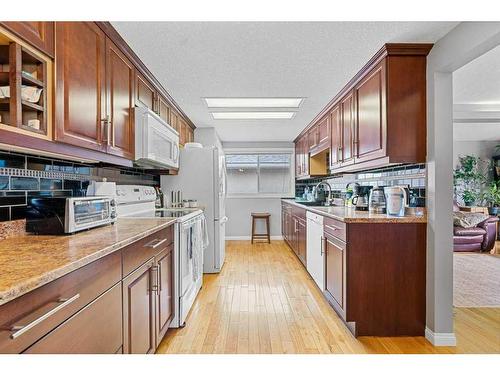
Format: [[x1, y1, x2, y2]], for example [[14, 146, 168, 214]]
[[352, 186, 372, 211]]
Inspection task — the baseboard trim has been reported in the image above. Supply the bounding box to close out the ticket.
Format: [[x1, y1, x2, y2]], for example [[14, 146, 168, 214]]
[[425, 327, 457, 346], [226, 235, 284, 241]]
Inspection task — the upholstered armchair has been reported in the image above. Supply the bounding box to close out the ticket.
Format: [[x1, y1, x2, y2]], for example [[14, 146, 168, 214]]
[[453, 202, 499, 252]]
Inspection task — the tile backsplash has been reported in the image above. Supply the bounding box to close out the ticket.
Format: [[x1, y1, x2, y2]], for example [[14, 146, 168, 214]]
[[0, 150, 160, 222], [295, 163, 427, 207]]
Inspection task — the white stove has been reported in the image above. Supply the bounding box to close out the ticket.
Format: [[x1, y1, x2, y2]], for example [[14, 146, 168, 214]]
[[116, 185, 207, 328]]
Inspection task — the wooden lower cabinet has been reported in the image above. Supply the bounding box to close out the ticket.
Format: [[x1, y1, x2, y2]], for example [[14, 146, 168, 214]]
[[323, 221, 426, 337], [122, 259, 157, 354], [122, 227, 175, 354], [282, 201, 426, 337], [24, 283, 122, 354], [324, 233, 346, 319], [155, 245, 174, 344], [0, 225, 175, 354], [281, 203, 306, 266], [297, 218, 307, 265]]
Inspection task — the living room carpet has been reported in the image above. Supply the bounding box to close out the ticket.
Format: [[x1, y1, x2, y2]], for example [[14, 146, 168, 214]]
[[454, 253, 500, 307]]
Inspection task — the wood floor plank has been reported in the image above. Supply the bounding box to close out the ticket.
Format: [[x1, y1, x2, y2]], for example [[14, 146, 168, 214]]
[[156, 240, 500, 354]]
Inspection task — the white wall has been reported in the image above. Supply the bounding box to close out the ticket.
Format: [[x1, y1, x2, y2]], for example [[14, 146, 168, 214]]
[[453, 140, 499, 167], [223, 141, 294, 239], [426, 22, 500, 346], [225, 198, 283, 238]]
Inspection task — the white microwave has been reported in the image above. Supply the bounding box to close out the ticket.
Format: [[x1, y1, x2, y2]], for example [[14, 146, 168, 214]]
[[134, 106, 179, 169]]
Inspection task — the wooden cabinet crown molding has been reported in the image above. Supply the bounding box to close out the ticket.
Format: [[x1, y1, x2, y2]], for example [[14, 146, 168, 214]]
[[94, 22, 196, 131], [0, 22, 54, 57], [294, 43, 433, 142]]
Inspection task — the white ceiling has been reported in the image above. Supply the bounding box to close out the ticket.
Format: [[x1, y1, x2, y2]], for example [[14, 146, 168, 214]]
[[453, 45, 500, 105], [453, 45, 500, 141], [113, 22, 458, 142]]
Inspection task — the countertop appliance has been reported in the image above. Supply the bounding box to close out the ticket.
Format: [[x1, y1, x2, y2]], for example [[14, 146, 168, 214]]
[[134, 106, 179, 170], [369, 185, 386, 214], [352, 186, 371, 211], [161, 145, 228, 274], [25, 196, 117, 234], [384, 186, 408, 217], [116, 184, 207, 328], [306, 211, 324, 291]]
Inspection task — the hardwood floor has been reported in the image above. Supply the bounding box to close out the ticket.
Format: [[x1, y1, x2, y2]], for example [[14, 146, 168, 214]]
[[156, 240, 500, 354]]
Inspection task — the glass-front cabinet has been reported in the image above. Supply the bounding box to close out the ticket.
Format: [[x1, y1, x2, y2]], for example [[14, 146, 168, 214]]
[[0, 26, 52, 140]]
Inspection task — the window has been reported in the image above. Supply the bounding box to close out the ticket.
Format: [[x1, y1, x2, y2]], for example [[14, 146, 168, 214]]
[[225, 151, 294, 197]]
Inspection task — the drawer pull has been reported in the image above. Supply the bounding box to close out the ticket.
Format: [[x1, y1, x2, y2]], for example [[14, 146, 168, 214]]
[[145, 238, 167, 249], [10, 293, 80, 340]]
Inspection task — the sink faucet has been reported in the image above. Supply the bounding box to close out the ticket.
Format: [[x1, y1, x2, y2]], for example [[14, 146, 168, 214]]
[[313, 181, 332, 206]]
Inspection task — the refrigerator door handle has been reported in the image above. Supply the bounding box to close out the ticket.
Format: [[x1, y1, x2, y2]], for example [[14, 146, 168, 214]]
[[217, 216, 228, 224]]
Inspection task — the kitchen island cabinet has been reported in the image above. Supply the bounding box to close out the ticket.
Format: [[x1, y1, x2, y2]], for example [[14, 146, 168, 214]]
[[281, 199, 426, 337]]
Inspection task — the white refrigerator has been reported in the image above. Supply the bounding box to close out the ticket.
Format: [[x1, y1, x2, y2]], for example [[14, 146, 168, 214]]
[[161, 146, 227, 273]]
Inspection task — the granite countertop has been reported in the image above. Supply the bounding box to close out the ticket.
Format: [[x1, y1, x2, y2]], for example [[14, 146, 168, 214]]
[[282, 199, 427, 224], [0, 218, 176, 306]]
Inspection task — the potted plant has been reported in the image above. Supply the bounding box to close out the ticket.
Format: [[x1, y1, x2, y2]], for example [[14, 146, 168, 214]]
[[483, 181, 500, 215], [453, 155, 489, 206]]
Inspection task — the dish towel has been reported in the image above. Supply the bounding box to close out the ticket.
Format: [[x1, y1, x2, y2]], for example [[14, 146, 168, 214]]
[[192, 214, 209, 282]]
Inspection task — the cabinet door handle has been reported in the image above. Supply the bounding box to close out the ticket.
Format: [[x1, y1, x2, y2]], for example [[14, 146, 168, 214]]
[[150, 265, 159, 293], [145, 238, 167, 249], [10, 294, 80, 340], [102, 115, 111, 144]]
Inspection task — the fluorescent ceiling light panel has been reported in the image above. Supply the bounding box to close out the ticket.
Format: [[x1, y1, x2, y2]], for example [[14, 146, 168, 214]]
[[211, 112, 295, 120], [205, 98, 303, 108]]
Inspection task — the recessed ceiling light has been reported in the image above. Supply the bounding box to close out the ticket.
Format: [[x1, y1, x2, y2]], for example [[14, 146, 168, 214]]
[[211, 112, 295, 120], [205, 98, 303, 108]]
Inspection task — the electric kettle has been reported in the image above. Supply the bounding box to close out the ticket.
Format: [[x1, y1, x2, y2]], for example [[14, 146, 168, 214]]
[[384, 186, 407, 217]]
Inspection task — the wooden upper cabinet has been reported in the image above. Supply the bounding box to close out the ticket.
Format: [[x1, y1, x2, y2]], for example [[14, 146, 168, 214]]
[[329, 105, 341, 169], [55, 22, 106, 151], [316, 115, 330, 153], [354, 61, 386, 164], [169, 109, 179, 132], [187, 126, 194, 143], [135, 72, 156, 111], [178, 118, 186, 146], [296, 44, 430, 174], [302, 136, 309, 176], [1, 22, 54, 57], [106, 39, 135, 159], [295, 141, 301, 177], [340, 92, 355, 166], [158, 95, 170, 124], [308, 125, 318, 151]]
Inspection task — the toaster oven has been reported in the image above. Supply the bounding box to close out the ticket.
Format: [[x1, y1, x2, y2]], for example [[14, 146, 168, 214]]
[[26, 196, 117, 234]]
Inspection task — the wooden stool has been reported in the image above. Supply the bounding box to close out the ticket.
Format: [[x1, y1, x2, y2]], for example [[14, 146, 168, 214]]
[[251, 212, 271, 244]]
